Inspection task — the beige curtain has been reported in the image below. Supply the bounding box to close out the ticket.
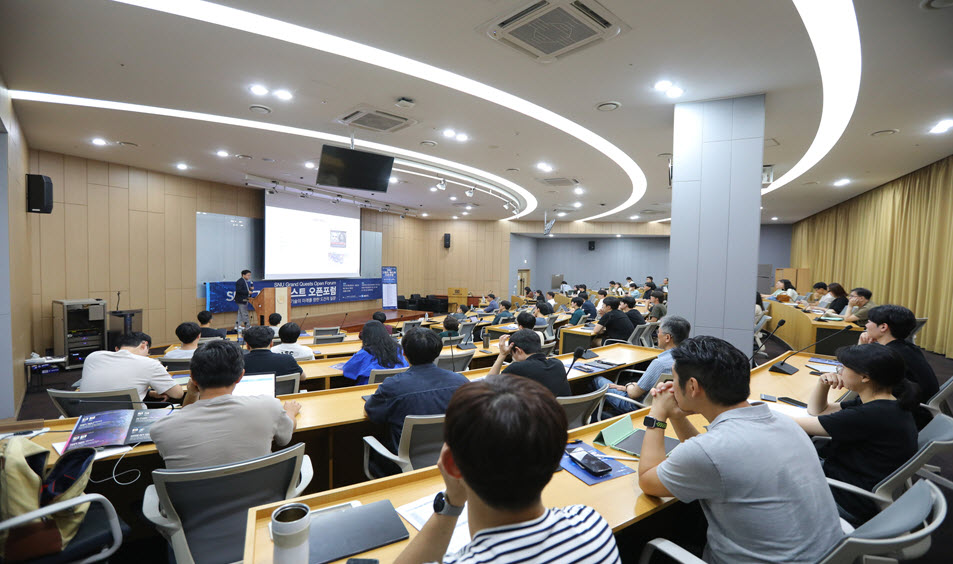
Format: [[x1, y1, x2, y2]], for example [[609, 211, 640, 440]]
[[791, 154, 953, 358]]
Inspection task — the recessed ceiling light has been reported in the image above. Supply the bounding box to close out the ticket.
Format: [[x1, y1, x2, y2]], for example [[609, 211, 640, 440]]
[[216, 149, 229, 157], [929, 119, 953, 134], [442, 129, 456, 138], [250, 84, 269, 96], [389, 176, 398, 183], [429, 186, 438, 192], [536, 162, 553, 173], [654, 80, 672, 91], [91, 137, 108, 146], [249, 104, 272, 114], [452, 215, 459, 220], [557, 212, 567, 217], [833, 178, 850, 186], [629, 215, 639, 220], [176, 163, 188, 170], [449, 196, 457, 201], [465, 205, 472, 210], [665, 86, 684, 98], [462, 212, 469, 216], [305, 161, 315, 169], [616, 234, 621, 238], [596, 101, 621, 112], [419, 140, 437, 147], [771, 216, 779, 221], [421, 213, 428, 217], [572, 201, 582, 208], [870, 129, 899, 137], [547, 234, 554, 237], [573, 186, 584, 195], [455, 133, 469, 142], [273, 89, 293, 101]]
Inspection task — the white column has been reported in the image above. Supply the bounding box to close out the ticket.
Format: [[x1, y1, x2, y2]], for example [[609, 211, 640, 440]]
[[668, 95, 764, 354]]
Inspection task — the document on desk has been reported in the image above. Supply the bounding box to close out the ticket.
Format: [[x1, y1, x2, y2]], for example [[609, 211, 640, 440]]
[[764, 401, 809, 419], [805, 362, 839, 373], [397, 493, 471, 554]]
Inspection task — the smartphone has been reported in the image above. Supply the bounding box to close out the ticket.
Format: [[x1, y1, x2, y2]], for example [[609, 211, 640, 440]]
[[759, 393, 777, 402], [809, 370, 823, 376], [778, 396, 808, 408], [568, 449, 612, 476], [346, 559, 380, 564]]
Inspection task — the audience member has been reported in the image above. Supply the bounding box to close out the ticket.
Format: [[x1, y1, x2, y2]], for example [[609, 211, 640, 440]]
[[163, 322, 202, 359], [484, 293, 499, 312], [197, 310, 227, 339], [646, 290, 667, 322], [546, 291, 557, 308], [754, 292, 764, 322], [638, 336, 844, 563], [267, 313, 282, 336], [595, 289, 608, 312], [365, 328, 468, 452], [628, 283, 641, 299], [242, 326, 302, 376], [451, 304, 471, 321], [516, 311, 546, 346], [568, 297, 587, 325], [271, 322, 316, 361], [372, 311, 395, 334], [843, 287, 875, 324], [438, 316, 460, 340], [393, 375, 620, 564], [150, 340, 300, 470], [771, 279, 798, 300], [619, 296, 646, 328], [859, 304, 938, 406], [580, 292, 597, 320], [488, 330, 568, 397], [642, 276, 658, 294], [491, 300, 514, 325], [559, 280, 572, 292], [826, 282, 849, 314], [594, 316, 689, 414], [795, 344, 918, 524], [661, 277, 669, 293], [81, 332, 184, 401], [342, 320, 409, 385], [533, 302, 553, 327], [591, 296, 634, 346], [806, 282, 831, 306]]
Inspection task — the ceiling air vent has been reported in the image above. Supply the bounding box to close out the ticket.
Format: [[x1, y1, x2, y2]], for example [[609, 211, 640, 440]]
[[482, 0, 628, 63], [537, 177, 580, 187], [334, 105, 417, 133]]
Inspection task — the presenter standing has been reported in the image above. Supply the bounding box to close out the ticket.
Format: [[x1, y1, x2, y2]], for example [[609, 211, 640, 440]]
[[235, 269, 254, 327]]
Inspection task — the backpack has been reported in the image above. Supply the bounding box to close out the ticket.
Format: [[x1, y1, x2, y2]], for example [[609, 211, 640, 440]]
[[0, 437, 97, 562]]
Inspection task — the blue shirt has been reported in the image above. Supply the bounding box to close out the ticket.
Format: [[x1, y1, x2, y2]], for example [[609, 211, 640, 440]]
[[484, 300, 499, 312], [364, 363, 470, 450], [341, 348, 409, 386], [491, 310, 514, 325], [636, 349, 675, 392]]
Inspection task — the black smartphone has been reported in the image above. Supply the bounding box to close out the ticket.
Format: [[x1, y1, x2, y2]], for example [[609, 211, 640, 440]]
[[809, 370, 823, 376], [778, 396, 808, 408], [759, 393, 777, 402], [568, 449, 612, 476], [346, 559, 380, 564]]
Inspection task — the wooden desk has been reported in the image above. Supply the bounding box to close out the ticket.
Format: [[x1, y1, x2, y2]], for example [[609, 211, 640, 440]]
[[485, 314, 570, 340], [558, 306, 650, 354], [765, 301, 863, 354]]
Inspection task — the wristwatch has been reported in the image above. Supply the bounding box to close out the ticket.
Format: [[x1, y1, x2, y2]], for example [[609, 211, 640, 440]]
[[643, 416, 668, 430], [433, 491, 464, 517]]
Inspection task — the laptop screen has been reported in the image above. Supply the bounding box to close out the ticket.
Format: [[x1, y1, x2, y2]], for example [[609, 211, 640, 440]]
[[234, 373, 276, 397]]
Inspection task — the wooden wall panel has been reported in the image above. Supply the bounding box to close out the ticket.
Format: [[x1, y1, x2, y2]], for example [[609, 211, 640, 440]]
[[38, 151, 65, 203], [146, 212, 165, 309], [37, 206, 65, 319], [63, 204, 89, 300], [108, 163, 129, 189], [129, 168, 148, 211], [147, 172, 165, 213], [63, 155, 87, 205], [128, 210, 149, 311], [108, 188, 130, 292], [87, 160, 108, 186], [86, 185, 110, 293]]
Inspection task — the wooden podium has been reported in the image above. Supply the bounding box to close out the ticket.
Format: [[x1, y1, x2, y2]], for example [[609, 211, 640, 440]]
[[249, 287, 291, 326], [447, 287, 468, 313]]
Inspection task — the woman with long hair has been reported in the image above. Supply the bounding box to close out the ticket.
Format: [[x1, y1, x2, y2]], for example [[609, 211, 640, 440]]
[[826, 282, 849, 315], [341, 320, 408, 385]]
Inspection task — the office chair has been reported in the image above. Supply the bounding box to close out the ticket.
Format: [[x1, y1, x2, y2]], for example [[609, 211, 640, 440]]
[[362, 414, 445, 479], [435, 349, 476, 372], [540, 341, 556, 356], [907, 318, 928, 346], [313, 333, 346, 344], [604, 326, 641, 346], [142, 443, 313, 564], [441, 335, 464, 346], [544, 314, 558, 341], [47, 388, 141, 417], [312, 326, 342, 336], [456, 321, 477, 348], [368, 367, 409, 385], [275, 372, 301, 395], [402, 320, 422, 332], [753, 315, 772, 358], [639, 321, 659, 347], [557, 385, 609, 429], [924, 378, 953, 417], [160, 358, 193, 372]]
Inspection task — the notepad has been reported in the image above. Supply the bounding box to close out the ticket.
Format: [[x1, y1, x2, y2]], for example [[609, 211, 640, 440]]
[[594, 417, 680, 457]]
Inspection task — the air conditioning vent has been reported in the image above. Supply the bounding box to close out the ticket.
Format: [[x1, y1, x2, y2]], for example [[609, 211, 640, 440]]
[[537, 177, 580, 187], [482, 0, 628, 63], [334, 105, 417, 133]]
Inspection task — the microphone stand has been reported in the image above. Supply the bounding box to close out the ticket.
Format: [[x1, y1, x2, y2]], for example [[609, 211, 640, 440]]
[[749, 319, 786, 367], [769, 325, 855, 374], [565, 347, 586, 375]]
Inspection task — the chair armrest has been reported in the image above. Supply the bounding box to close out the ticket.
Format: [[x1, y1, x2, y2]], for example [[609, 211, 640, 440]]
[[142, 485, 179, 533], [916, 468, 953, 491], [920, 402, 940, 416], [825, 478, 893, 508], [616, 368, 646, 385], [362, 436, 406, 472], [638, 538, 705, 564], [607, 394, 646, 409], [0, 493, 122, 553], [293, 455, 314, 497]]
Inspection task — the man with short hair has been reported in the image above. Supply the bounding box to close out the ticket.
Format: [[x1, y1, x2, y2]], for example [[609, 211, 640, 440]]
[[163, 322, 202, 359], [646, 290, 667, 322], [843, 287, 875, 324], [516, 311, 546, 345], [242, 326, 302, 376], [593, 316, 690, 414], [81, 332, 184, 402], [661, 277, 669, 294], [568, 297, 587, 325], [642, 276, 658, 294], [235, 269, 254, 327], [438, 316, 460, 340], [592, 296, 634, 346], [272, 322, 316, 361], [637, 336, 844, 564], [559, 280, 572, 293], [545, 291, 557, 308], [620, 296, 646, 327], [806, 282, 831, 307], [484, 293, 499, 313], [488, 329, 569, 397], [372, 311, 395, 334], [594, 289, 609, 312], [365, 328, 469, 452], [197, 310, 227, 339], [533, 302, 553, 327], [860, 304, 938, 407], [491, 301, 514, 326], [150, 340, 300, 470], [580, 292, 597, 320], [266, 312, 282, 337], [394, 375, 620, 564]]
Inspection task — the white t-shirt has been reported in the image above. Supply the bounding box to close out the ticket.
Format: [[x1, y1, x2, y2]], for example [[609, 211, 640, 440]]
[[162, 348, 195, 359], [271, 342, 316, 361], [81, 349, 178, 400]]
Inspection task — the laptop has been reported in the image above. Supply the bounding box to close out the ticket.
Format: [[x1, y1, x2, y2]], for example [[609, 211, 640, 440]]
[[233, 373, 276, 397]]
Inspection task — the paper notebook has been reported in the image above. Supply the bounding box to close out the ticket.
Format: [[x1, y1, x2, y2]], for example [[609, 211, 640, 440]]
[[594, 417, 680, 457]]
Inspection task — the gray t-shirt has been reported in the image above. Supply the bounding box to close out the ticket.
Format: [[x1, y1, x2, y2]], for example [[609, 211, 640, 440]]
[[656, 403, 843, 564], [150, 394, 294, 470]]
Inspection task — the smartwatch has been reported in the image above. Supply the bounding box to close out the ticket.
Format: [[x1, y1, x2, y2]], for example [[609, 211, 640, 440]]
[[433, 491, 464, 517], [643, 416, 668, 430]]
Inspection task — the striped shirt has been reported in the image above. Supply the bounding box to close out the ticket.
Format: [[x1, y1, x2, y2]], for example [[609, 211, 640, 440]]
[[442, 505, 619, 564]]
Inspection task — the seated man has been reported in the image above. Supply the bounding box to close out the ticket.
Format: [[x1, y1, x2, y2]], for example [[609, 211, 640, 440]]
[[450, 304, 471, 321], [162, 322, 202, 359], [197, 310, 227, 339], [483, 293, 499, 313], [372, 311, 395, 335], [594, 289, 609, 312], [545, 291, 557, 308], [580, 292, 597, 320], [490, 300, 514, 325], [150, 340, 301, 470], [567, 297, 587, 325], [242, 325, 302, 376], [271, 322, 316, 361], [516, 311, 545, 345], [620, 296, 646, 327], [438, 316, 460, 340], [364, 328, 469, 453], [267, 312, 282, 336], [806, 282, 831, 307], [643, 276, 658, 294], [533, 302, 553, 327], [661, 277, 670, 294], [843, 287, 875, 324], [394, 375, 620, 564], [628, 283, 641, 299], [646, 290, 667, 322], [591, 296, 634, 346], [488, 330, 569, 397], [637, 336, 844, 563], [81, 332, 184, 402], [593, 316, 690, 414]]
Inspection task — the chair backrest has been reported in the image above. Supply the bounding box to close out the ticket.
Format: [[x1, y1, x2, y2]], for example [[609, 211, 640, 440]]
[[312, 326, 341, 336], [161, 358, 193, 372], [396, 415, 446, 470], [312, 333, 346, 344], [818, 480, 946, 564], [641, 373, 673, 407], [441, 335, 464, 346], [907, 318, 928, 345], [402, 320, 422, 332], [622, 326, 642, 346], [872, 414, 953, 501], [151, 443, 306, 564], [457, 321, 477, 345], [435, 349, 476, 372], [275, 372, 301, 395], [754, 314, 771, 334], [47, 388, 140, 417], [540, 341, 556, 356], [410, 293, 421, 300], [544, 314, 558, 341], [557, 385, 608, 430], [928, 378, 953, 416], [639, 322, 659, 348], [368, 367, 409, 385]]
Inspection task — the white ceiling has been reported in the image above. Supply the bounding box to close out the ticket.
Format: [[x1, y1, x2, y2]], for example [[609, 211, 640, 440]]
[[1, 0, 951, 223]]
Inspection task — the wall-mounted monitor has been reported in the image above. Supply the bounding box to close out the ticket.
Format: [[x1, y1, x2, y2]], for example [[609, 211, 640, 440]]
[[316, 145, 394, 193]]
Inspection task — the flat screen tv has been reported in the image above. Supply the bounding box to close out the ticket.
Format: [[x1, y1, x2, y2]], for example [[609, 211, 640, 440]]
[[316, 145, 394, 192]]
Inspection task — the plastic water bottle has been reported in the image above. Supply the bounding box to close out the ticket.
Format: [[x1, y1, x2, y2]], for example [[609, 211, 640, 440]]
[[236, 324, 244, 347]]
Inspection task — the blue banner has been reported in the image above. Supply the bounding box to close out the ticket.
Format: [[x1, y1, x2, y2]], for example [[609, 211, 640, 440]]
[[381, 266, 398, 309], [205, 278, 383, 313], [382, 266, 398, 284]]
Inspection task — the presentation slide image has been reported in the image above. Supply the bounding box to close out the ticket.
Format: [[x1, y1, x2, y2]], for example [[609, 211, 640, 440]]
[[265, 204, 360, 279]]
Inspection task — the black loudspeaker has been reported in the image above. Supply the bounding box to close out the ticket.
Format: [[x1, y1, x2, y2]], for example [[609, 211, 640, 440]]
[[443, 233, 451, 248], [588, 240, 596, 251], [27, 174, 54, 214]]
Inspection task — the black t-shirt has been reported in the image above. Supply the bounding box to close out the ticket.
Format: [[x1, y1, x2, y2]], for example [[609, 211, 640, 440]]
[[624, 309, 646, 327], [598, 309, 635, 343], [829, 296, 848, 314], [818, 398, 917, 523], [243, 349, 302, 376], [503, 353, 571, 397], [885, 339, 938, 401], [199, 327, 227, 339]]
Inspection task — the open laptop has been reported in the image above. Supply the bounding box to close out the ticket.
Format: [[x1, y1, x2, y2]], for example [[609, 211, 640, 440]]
[[171, 372, 277, 397]]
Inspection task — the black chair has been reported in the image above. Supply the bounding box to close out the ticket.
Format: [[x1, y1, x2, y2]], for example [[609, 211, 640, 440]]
[[397, 295, 408, 309]]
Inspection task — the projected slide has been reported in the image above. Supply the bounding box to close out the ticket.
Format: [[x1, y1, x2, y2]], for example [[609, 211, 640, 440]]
[[265, 192, 361, 279]]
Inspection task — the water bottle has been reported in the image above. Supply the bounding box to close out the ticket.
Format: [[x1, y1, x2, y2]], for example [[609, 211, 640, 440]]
[[236, 324, 244, 347], [483, 331, 490, 349], [272, 503, 310, 564]]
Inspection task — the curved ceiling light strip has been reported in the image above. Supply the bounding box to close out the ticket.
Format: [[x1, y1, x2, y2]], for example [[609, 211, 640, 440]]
[[110, 0, 646, 221], [763, 0, 861, 195], [8, 90, 532, 215]]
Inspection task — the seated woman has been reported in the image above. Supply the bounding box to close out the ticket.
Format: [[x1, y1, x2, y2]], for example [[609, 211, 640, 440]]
[[341, 320, 409, 386], [795, 344, 919, 525], [770, 279, 798, 301], [438, 316, 460, 339], [825, 282, 849, 315], [755, 292, 765, 322]]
